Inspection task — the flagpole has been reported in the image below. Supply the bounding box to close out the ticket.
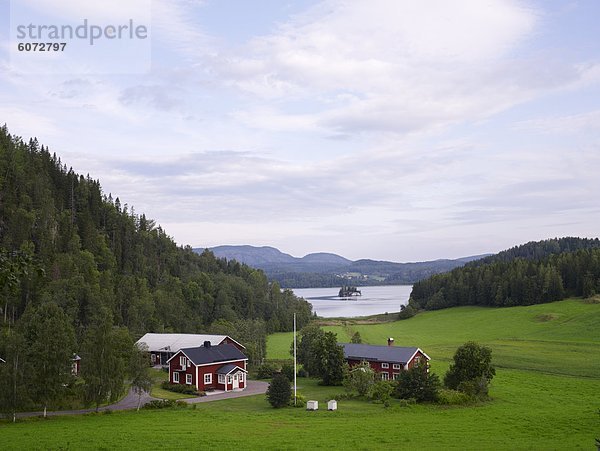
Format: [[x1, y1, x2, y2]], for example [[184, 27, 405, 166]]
[[293, 312, 297, 405]]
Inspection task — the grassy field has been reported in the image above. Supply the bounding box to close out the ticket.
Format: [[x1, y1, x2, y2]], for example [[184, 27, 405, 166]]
[[1, 298, 599, 449]]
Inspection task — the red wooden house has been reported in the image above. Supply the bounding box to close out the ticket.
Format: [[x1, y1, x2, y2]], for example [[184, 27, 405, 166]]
[[167, 342, 248, 392], [342, 340, 430, 381]]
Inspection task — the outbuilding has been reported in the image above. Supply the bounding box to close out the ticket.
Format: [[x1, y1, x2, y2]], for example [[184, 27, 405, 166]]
[[136, 333, 245, 366]]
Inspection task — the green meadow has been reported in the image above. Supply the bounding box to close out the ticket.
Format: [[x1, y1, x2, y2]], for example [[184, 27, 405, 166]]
[[1, 299, 599, 450]]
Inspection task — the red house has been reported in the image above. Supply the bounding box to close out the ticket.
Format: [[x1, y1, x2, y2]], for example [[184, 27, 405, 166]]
[[167, 342, 248, 392], [342, 340, 430, 381]]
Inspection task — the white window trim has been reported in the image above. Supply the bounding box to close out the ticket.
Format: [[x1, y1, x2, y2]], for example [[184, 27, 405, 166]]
[[227, 375, 232, 384], [186, 374, 192, 385], [173, 372, 179, 383], [393, 373, 400, 380], [392, 363, 401, 370], [381, 362, 389, 369], [218, 374, 226, 384], [204, 373, 212, 384], [381, 372, 389, 381]]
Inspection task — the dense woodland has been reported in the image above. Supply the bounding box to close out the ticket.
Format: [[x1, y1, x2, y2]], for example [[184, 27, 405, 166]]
[[410, 238, 600, 310], [0, 125, 312, 414]]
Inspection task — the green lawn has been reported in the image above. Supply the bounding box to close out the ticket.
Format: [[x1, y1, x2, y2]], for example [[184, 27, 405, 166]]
[[148, 368, 197, 400], [2, 298, 599, 449]]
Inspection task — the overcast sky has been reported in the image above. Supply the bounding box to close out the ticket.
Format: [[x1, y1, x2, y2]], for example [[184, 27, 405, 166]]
[[1, 0, 599, 261]]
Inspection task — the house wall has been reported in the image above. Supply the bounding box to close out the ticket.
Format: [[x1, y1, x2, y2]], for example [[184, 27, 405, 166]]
[[197, 361, 246, 391], [347, 359, 405, 380], [169, 353, 196, 387], [407, 351, 428, 370]]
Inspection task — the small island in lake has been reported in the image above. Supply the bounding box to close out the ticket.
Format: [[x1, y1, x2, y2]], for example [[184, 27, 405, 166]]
[[338, 285, 362, 297]]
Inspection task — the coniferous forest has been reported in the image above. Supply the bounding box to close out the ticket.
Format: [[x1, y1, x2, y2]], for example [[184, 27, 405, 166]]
[[0, 126, 312, 415], [410, 237, 600, 310]]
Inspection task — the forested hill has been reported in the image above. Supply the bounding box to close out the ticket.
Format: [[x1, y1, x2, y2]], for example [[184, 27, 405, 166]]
[[196, 245, 490, 288], [409, 237, 600, 311], [0, 126, 312, 347]]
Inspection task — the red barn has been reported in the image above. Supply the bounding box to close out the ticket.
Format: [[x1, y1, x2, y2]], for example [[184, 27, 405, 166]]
[[136, 333, 245, 366], [342, 341, 430, 381], [167, 342, 248, 392]]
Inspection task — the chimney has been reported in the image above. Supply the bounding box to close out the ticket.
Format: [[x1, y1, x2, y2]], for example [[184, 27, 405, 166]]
[[387, 337, 394, 346], [204, 341, 211, 348]]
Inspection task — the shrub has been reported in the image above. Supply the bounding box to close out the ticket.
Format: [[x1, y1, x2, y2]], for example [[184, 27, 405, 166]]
[[256, 362, 278, 379], [144, 399, 187, 409], [281, 363, 295, 382], [368, 380, 394, 404], [458, 376, 490, 400], [343, 361, 375, 397], [436, 388, 473, 405], [290, 392, 306, 407], [444, 342, 495, 391], [397, 398, 417, 407], [398, 304, 417, 320], [297, 367, 308, 378], [395, 366, 441, 402], [160, 382, 200, 396], [266, 373, 292, 408]]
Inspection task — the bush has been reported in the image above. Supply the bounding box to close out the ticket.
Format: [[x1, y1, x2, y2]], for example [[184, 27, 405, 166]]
[[297, 367, 308, 378], [160, 382, 200, 396], [343, 361, 375, 397], [395, 366, 441, 402], [436, 388, 473, 405], [289, 392, 306, 407], [444, 342, 495, 391], [256, 362, 278, 379], [458, 376, 490, 400], [266, 373, 292, 408], [398, 304, 417, 320], [368, 380, 394, 404], [281, 363, 295, 382], [144, 399, 188, 409], [397, 398, 417, 407]]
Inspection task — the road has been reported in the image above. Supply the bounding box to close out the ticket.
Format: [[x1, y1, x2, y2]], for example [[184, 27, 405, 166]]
[[15, 380, 268, 419]]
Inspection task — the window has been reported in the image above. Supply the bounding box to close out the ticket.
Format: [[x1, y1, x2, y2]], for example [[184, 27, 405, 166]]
[[381, 372, 389, 381], [218, 374, 225, 384], [173, 372, 179, 383], [204, 373, 212, 384], [381, 362, 389, 369], [393, 373, 400, 380], [186, 374, 192, 385], [392, 364, 401, 370], [179, 356, 186, 367], [239, 373, 244, 382], [227, 375, 232, 384]]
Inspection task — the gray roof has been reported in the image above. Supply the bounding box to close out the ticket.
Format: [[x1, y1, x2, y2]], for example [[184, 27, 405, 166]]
[[342, 343, 427, 364], [136, 333, 244, 353], [216, 363, 247, 375], [173, 344, 247, 366]]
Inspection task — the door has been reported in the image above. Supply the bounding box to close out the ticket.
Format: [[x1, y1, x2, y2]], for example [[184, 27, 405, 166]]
[[233, 372, 239, 389]]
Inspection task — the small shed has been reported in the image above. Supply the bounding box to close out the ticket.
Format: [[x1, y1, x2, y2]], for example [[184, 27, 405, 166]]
[[327, 400, 337, 411], [306, 400, 318, 411]]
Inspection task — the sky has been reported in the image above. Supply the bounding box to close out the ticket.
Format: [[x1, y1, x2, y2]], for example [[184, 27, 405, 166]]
[[1, 0, 599, 262]]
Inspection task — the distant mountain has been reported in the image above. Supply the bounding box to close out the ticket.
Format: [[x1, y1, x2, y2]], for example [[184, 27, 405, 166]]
[[194, 245, 491, 288]]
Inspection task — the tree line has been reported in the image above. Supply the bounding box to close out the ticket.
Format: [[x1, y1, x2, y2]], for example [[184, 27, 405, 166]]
[[0, 125, 313, 415], [409, 238, 600, 310]]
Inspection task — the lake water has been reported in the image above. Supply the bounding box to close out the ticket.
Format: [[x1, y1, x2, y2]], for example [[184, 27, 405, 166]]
[[292, 285, 412, 318]]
